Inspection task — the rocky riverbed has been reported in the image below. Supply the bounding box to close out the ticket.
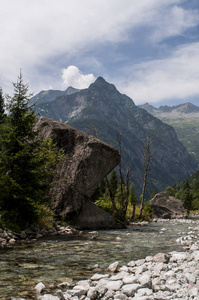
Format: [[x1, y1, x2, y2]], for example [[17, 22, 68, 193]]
[[0, 225, 79, 249], [33, 219, 199, 300]]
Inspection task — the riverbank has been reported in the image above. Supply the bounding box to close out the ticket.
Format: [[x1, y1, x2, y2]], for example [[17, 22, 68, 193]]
[[0, 220, 152, 249], [34, 218, 199, 300], [0, 225, 79, 249]]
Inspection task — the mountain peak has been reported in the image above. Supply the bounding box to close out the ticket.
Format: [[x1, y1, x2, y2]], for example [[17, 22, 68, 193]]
[[95, 76, 107, 83], [139, 103, 157, 113], [65, 86, 80, 95], [175, 102, 199, 113], [91, 76, 117, 91]]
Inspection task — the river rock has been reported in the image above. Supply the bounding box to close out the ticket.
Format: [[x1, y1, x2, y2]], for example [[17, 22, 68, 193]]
[[87, 287, 98, 299], [153, 252, 170, 263], [38, 295, 59, 300], [122, 283, 141, 297], [149, 192, 189, 219], [107, 261, 120, 272], [34, 117, 121, 229], [34, 282, 46, 294], [106, 279, 123, 291], [34, 219, 199, 300]]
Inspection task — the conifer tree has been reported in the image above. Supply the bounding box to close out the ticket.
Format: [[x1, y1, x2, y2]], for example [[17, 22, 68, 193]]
[[0, 72, 63, 229], [182, 180, 192, 210], [0, 88, 6, 153], [105, 169, 118, 216], [129, 183, 137, 220], [0, 88, 5, 124]]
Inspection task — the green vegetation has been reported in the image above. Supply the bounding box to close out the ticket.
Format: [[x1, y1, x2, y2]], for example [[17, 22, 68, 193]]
[[93, 169, 153, 222], [0, 72, 64, 231], [164, 170, 199, 211], [140, 103, 199, 163], [0, 88, 6, 124], [168, 120, 199, 162]]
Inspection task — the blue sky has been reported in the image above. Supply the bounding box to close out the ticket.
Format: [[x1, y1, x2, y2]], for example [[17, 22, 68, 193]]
[[1, 0, 199, 107]]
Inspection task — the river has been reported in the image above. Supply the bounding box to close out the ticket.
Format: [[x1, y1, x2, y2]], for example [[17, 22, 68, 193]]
[[0, 219, 196, 299]]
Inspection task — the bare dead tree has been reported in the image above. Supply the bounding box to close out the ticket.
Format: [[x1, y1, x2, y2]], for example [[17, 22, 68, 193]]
[[139, 133, 156, 218], [117, 133, 130, 220]]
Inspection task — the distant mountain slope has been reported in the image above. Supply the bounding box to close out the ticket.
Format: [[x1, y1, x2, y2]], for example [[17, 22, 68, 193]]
[[33, 77, 198, 198], [31, 86, 80, 106], [140, 102, 199, 115], [139, 102, 199, 162]]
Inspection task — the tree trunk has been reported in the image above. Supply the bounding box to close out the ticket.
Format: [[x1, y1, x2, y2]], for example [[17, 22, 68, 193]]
[[139, 133, 155, 219]]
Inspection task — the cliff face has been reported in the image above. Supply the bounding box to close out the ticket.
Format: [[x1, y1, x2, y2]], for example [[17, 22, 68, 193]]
[[35, 116, 121, 229], [33, 77, 198, 196]]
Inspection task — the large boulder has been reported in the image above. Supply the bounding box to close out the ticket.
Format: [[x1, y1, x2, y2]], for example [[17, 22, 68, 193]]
[[34, 117, 121, 229], [149, 192, 188, 219]]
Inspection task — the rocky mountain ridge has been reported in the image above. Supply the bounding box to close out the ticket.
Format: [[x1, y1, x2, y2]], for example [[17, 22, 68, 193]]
[[32, 77, 198, 197], [139, 102, 199, 162], [31, 86, 80, 106], [139, 102, 199, 115]]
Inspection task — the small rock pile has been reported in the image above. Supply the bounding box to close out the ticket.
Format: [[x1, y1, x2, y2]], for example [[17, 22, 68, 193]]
[[0, 228, 20, 248], [35, 220, 199, 300], [0, 225, 79, 249]]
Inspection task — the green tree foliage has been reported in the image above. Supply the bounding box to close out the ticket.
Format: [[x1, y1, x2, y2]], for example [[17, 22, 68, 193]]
[[109, 169, 118, 198], [0, 88, 6, 154], [192, 181, 199, 210], [150, 189, 158, 199], [0, 88, 6, 124], [181, 181, 192, 210], [164, 170, 199, 211], [129, 183, 138, 220], [95, 169, 137, 222], [105, 169, 118, 216], [0, 72, 63, 230], [165, 186, 175, 197]]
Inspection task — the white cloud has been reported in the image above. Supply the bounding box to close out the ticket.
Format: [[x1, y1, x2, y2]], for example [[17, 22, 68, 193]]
[[118, 43, 199, 104], [0, 0, 198, 97], [61, 66, 95, 89], [147, 5, 199, 43]]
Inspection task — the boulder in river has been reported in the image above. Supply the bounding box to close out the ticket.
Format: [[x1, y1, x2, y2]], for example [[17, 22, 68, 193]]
[[149, 192, 188, 219], [34, 117, 121, 229]]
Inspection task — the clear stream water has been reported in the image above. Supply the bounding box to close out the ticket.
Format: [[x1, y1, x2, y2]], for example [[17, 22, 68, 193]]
[[0, 220, 196, 299]]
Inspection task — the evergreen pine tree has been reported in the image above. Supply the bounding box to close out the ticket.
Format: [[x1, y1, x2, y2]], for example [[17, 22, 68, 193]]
[[182, 180, 192, 210], [0, 72, 63, 229], [165, 186, 175, 197], [192, 181, 199, 210], [109, 169, 118, 197], [0, 88, 5, 124], [129, 183, 137, 220]]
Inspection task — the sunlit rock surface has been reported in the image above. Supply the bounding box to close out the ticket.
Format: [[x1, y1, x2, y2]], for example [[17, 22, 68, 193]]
[[35, 116, 121, 229], [149, 192, 189, 219]]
